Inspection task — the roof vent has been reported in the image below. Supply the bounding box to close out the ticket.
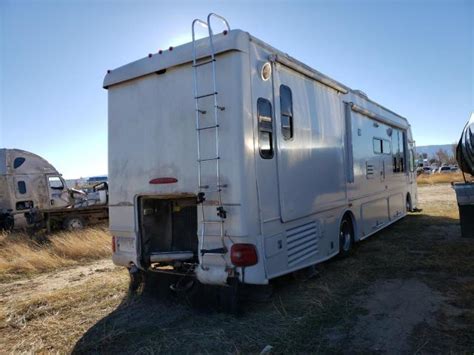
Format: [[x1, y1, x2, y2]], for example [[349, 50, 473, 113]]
[[353, 90, 368, 98]]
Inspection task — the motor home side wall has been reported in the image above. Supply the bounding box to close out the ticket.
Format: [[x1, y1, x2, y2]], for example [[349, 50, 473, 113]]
[[108, 31, 417, 285]]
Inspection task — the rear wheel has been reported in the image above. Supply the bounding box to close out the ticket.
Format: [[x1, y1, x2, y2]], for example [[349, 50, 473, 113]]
[[339, 216, 354, 257], [406, 194, 412, 212], [62, 216, 86, 231]]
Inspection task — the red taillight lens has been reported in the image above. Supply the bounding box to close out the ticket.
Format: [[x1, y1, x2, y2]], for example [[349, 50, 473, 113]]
[[230, 244, 258, 267], [112, 236, 116, 253]]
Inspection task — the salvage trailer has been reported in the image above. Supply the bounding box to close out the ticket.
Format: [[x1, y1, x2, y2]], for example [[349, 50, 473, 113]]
[[0, 148, 108, 231], [105, 14, 418, 302]]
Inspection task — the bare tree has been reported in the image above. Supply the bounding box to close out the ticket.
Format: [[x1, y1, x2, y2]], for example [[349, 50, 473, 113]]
[[436, 149, 449, 165]]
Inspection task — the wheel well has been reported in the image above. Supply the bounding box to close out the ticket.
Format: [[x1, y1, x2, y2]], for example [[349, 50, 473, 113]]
[[341, 211, 356, 238]]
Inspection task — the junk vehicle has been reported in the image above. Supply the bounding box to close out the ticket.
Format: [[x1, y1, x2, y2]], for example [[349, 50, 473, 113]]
[[453, 112, 474, 238], [0, 148, 108, 231], [104, 14, 418, 301]]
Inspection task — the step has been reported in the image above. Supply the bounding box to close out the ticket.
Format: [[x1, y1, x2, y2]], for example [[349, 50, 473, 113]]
[[199, 184, 227, 189], [200, 247, 227, 256], [197, 124, 219, 131], [195, 92, 217, 100], [193, 58, 215, 67], [202, 220, 224, 224], [198, 156, 220, 162]]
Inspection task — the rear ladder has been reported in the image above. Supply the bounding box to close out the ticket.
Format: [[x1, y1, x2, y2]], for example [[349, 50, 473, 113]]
[[191, 13, 231, 267]]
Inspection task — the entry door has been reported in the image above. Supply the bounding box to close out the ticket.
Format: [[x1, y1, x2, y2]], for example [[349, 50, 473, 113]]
[[272, 63, 346, 222], [47, 176, 70, 208]]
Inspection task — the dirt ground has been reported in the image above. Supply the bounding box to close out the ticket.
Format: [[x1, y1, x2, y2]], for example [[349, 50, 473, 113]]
[[1, 184, 473, 353]]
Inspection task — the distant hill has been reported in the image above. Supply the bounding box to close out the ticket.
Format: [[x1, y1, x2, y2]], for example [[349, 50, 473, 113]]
[[416, 144, 455, 158]]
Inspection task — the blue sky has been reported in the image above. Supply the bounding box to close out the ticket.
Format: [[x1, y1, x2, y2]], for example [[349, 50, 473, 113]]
[[1, 0, 472, 178]]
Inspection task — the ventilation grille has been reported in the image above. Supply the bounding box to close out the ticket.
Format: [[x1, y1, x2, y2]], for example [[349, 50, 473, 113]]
[[366, 163, 375, 179], [286, 221, 320, 267]]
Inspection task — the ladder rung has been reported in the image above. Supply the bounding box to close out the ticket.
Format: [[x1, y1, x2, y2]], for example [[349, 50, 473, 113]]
[[199, 184, 227, 189], [193, 59, 216, 67], [197, 124, 219, 131], [198, 157, 220, 162], [195, 92, 217, 100], [201, 248, 227, 256], [202, 220, 224, 224], [200, 189, 221, 193]]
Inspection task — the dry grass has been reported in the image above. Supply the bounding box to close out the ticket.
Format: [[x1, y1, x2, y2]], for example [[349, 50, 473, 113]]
[[0, 267, 129, 353], [0, 227, 111, 281], [0, 185, 473, 353], [417, 171, 473, 185]]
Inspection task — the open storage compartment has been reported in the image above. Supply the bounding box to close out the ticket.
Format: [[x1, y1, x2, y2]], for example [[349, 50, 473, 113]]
[[138, 196, 198, 266]]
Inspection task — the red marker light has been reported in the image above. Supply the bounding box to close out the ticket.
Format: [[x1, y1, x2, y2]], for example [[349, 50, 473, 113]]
[[169, 46, 173, 51], [223, 30, 228, 35], [149, 177, 178, 184], [158, 50, 163, 54], [107, 70, 111, 73], [148, 53, 152, 58], [231, 244, 258, 267]]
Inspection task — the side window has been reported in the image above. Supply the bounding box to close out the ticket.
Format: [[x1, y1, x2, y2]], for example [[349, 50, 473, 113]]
[[373, 138, 383, 154], [383, 140, 391, 155], [392, 129, 406, 173], [48, 176, 64, 190], [409, 149, 415, 172], [257, 98, 274, 159], [401, 132, 406, 172], [18, 181, 26, 194], [280, 85, 293, 140], [13, 157, 26, 169]]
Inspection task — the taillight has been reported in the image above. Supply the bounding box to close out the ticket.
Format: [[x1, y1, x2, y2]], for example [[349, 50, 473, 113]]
[[230, 244, 258, 267], [112, 236, 116, 253]]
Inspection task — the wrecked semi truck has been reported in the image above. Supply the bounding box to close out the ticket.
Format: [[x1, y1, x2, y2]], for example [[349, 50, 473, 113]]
[[0, 148, 108, 231]]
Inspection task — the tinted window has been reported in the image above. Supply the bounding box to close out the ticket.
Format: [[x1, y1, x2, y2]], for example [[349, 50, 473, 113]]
[[280, 85, 293, 140], [258, 98, 274, 159], [13, 157, 25, 169], [18, 181, 26, 194]]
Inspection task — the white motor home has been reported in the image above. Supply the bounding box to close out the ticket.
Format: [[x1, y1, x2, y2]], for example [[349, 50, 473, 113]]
[[0, 148, 108, 230], [105, 14, 417, 292]]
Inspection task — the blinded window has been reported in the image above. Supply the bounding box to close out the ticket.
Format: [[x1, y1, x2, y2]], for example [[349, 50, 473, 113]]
[[258, 98, 274, 159], [280, 85, 294, 140]]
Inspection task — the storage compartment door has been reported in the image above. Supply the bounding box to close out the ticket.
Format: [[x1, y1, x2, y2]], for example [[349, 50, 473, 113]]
[[361, 198, 389, 236]]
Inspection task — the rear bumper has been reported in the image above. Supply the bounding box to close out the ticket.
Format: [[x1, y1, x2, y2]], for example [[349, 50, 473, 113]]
[[112, 251, 138, 268]]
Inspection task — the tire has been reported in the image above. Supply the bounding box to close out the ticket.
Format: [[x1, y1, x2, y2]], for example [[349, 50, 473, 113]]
[[62, 216, 86, 231], [0, 214, 14, 231], [128, 266, 144, 293], [339, 216, 354, 257], [406, 195, 412, 212]]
